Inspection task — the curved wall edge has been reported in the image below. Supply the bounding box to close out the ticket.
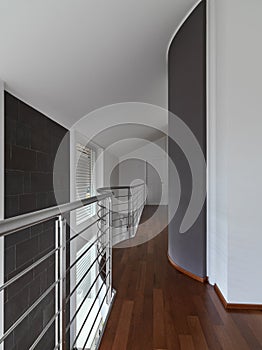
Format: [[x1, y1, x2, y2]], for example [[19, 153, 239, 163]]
[[166, 0, 203, 61], [167, 254, 207, 283], [168, 1, 207, 279]]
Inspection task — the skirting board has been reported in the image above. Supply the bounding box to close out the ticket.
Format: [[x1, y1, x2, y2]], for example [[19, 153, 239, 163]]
[[167, 254, 207, 283], [214, 284, 262, 311]]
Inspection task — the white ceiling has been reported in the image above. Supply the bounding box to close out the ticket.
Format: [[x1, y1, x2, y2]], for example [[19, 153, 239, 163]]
[[74, 101, 169, 156], [94, 124, 164, 157], [0, 0, 197, 132]]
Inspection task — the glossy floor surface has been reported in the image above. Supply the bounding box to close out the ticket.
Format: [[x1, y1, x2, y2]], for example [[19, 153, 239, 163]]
[[99, 206, 262, 350]]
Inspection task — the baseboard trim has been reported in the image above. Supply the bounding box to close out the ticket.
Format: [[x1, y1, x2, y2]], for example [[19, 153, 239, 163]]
[[167, 254, 207, 283], [214, 284, 228, 308], [214, 284, 262, 310]]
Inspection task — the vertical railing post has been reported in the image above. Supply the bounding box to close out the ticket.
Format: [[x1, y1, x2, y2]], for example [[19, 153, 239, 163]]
[[58, 215, 67, 350], [144, 182, 146, 206], [0, 79, 4, 350], [133, 187, 136, 232], [127, 188, 131, 238], [55, 217, 60, 349], [100, 199, 106, 249], [106, 197, 112, 304]]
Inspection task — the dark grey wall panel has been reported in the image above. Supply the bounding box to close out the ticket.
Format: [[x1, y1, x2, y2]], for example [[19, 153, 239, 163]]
[[168, 1, 206, 278], [4, 92, 70, 350]]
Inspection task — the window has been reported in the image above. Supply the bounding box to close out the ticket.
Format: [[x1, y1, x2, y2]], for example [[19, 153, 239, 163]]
[[76, 239, 96, 300], [76, 143, 96, 225]]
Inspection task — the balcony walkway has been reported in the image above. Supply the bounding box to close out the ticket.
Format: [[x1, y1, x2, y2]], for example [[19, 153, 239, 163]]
[[100, 206, 262, 350]]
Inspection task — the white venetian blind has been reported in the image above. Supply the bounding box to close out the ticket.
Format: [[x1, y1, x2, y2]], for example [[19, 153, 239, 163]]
[[76, 143, 96, 225], [76, 240, 96, 300]]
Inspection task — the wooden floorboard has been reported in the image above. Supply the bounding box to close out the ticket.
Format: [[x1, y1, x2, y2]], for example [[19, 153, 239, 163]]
[[99, 206, 262, 350]]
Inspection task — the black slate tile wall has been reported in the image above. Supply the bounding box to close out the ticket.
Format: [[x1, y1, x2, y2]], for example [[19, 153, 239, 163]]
[[4, 92, 70, 350]]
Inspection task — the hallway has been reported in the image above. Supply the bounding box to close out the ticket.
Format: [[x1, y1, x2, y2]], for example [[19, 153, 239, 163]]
[[99, 206, 262, 350]]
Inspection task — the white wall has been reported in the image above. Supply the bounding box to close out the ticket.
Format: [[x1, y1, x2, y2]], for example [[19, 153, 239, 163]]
[[103, 150, 119, 187], [119, 137, 168, 205], [209, 0, 262, 303], [118, 158, 146, 186]]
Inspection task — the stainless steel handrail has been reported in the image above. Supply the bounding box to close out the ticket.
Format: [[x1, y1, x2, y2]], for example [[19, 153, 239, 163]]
[[0, 193, 111, 237], [0, 184, 145, 349], [97, 182, 144, 193], [97, 183, 146, 245], [0, 192, 114, 350]]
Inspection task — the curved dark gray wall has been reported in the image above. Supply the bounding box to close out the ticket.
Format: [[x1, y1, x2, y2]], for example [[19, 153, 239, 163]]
[[168, 1, 206, 278]]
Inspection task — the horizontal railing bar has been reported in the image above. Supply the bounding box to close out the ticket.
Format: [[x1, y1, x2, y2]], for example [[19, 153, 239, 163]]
[[113, 230, 129, 238], [67, 231, 109, 272], [131, 193, 143, 198], [29, 311, 60, 350], [68, 219, 99, 243], [112, 202, 129, 206], [93, 289, 116, 350], [97, 183, 144, 191], [113, 208, 129, 213], [81, 286, 110, 350], [0, 247, 58, 292], [66, 253, 109, 303], [67, 270, 110, 335], [0, 280, 58, 344], [97, 246, 108, 256], [97, 210, 109, 221], [112, 216, 128, 222], [112, 216, 128, 224], [0, 193, 111, 237], [70, 275, 110, 349], [97, 206, 107, 213], [68, 212, 109, 244], [113, 224, 129, 229]]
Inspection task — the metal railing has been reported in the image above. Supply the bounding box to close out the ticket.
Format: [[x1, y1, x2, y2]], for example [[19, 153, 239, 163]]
[[98, 182, 146, 246], [0, 193, 115, 350]]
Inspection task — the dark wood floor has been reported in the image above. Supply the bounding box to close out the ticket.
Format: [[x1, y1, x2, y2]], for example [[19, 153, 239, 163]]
[[99, 206, 262, 350]]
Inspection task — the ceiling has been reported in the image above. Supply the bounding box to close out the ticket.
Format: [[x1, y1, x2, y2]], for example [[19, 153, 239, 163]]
[[73, 101, 169, 156], [94, 124, 164, 157], [0, 0, 197, 132]]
